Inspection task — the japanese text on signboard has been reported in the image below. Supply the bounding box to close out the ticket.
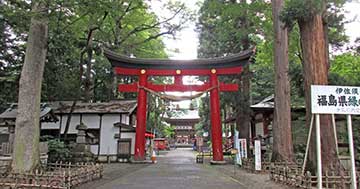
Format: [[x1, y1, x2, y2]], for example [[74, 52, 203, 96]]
[[311, 85, 360, 115]]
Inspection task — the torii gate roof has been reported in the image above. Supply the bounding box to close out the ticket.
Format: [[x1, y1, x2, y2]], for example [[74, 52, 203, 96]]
[[104, 48, 254, 69]]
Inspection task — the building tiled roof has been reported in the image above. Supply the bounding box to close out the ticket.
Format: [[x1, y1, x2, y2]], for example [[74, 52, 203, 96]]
[[0, 100, 137, 124], [0, 103, 58, 122], [50, 100, 137, 114], [250, 95, 274, 109]]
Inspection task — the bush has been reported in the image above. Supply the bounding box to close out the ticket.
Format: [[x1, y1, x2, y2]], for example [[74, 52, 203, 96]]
[[47, 139, 71, 163]]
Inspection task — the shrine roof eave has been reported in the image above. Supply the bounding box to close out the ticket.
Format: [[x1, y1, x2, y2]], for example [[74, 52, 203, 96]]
[[104, 48, 254, 70]]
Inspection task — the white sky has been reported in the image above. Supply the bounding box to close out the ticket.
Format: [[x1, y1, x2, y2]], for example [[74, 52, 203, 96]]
[[149, 0, 201, 60], [164, 0, 201, 60], [344, 2, 360, 44]]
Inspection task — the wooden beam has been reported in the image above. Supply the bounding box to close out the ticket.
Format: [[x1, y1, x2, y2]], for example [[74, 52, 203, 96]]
[[115, 66, 243, 76], [118, 82, 238, 92]]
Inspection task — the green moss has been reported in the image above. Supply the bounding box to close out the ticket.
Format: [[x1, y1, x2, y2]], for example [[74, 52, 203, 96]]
[[14, 141, 25, 172]]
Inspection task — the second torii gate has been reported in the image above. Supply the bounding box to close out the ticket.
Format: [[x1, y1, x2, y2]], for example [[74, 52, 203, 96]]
[[104, 49, 253, 164]]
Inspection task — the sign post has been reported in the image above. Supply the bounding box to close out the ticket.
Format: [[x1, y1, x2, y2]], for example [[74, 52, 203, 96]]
[[239, 139, 247, 159], [234, 130, 241, 165], [311, 85, 359, 189], [347, 115, 357, 189], [254, 140, 261, 171], [315, 114, 322, 189]]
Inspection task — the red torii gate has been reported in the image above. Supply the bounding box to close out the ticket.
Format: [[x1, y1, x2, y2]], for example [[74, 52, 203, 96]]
[[104, 49, 253, 163]]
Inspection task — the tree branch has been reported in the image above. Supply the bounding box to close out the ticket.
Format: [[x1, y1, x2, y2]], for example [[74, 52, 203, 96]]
[[118, 6, 184, 45]]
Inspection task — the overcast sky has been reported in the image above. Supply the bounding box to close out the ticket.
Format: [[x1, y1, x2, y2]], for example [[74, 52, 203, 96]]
[[344, 2, 360, 43]]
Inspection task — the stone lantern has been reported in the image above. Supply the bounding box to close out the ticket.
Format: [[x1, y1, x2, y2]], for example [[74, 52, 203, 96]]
[[71, 122, 94, 162]]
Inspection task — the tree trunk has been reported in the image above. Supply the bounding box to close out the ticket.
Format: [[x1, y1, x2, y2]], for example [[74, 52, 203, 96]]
[[299, 14, 341, 173], [236, 64, 251, 152], [271, 0, 294, 162], [63, 101, 77, 141], [84, 36, 94, 102], [235, 0, 252, 155], [12, 2, 48, 173]]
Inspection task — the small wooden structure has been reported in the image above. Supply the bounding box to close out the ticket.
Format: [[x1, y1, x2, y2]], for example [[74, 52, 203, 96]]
[[154, 138, 169, 151], [0, 103, 58, 152], [114, 122, 154, 162]]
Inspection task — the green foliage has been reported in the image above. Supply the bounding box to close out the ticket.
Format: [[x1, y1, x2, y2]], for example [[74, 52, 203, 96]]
[[0, 0, 192, 104], [47, 139, 71, 163], [197, 0, 270, 57], [329, 52, 360, 86], [195, 95, 210, 136], [281, 0, 348, 48], [197, 0, 273, 126], [280, 0, 323, 28], [162, 125, 175, 138]]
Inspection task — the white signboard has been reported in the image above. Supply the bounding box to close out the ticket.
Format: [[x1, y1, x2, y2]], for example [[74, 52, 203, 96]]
[[239, 139, 247, 159], [311, 85, 360, 115], [234, 131, 241, 165], [254, 140, 261, 171]]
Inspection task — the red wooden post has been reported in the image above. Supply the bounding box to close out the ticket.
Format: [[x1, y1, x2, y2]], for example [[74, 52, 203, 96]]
[[134, 69, 147, 161], [174, 70, 182, 85], [209, 69, 224, 162]]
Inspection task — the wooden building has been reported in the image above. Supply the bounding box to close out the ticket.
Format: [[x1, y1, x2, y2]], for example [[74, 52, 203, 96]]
[[164, 114, 200, 145], [0, 100, 155, 162]]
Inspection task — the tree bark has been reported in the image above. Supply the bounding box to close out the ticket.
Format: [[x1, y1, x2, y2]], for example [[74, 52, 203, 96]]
[[236, 64, 251, 154], [299, 14, 341, 172], [84, 37, 94, 102], [235, 0, 252, 155], [271, 0, 294, 162], [63, 101, 77, 141], [12, 1, 48, 173]]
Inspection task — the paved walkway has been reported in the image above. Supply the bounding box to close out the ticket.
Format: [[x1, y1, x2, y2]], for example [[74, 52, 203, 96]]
[[78, 148, 290, 189]]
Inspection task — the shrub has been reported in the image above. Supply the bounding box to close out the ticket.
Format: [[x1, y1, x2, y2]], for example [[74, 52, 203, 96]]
[[47, 139, 71, 163]]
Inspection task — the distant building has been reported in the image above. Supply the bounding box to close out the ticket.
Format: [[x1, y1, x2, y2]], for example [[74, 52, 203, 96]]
[[165, 118, 199, 144], [164, 110, 200, 145], [224, 95, 305, 146]]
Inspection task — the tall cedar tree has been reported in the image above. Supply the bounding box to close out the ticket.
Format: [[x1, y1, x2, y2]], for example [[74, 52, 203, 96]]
[[12, 1, 48, 173], [282, 0, 343, 172], [271, 0, 294, 162], [300, 10, 341, 173], [236, 0, 251, 155]]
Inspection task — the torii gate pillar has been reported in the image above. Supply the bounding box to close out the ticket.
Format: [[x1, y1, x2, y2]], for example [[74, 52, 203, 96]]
[[134, 70, 148, 161], [209, 69, 224, 163]]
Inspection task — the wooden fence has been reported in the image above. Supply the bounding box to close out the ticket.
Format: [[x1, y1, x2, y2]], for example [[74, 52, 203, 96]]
[[0, 162, 103, 189], [270, 164, 360, 188], [241, 158, 298, 173]]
